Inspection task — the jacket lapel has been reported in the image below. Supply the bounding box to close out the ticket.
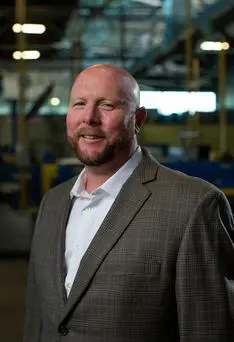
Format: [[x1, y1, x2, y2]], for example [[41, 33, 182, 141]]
[[61, 150, 159, 320], [55, 196, 74, 304], [46, 178, 77, 308]]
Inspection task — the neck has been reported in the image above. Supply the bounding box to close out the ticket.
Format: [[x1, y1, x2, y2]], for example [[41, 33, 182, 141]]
[[84, 143, 138, 193]]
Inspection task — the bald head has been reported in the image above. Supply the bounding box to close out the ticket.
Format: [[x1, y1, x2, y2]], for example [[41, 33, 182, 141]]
[[72, 64, 140, 110]]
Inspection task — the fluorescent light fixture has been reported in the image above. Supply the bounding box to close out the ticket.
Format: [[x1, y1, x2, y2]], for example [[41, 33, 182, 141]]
[[12, 23, 46, 34], [50, 97, 60, 106], [134, 0, 162, 6], [200, 41, 230, 51], [12, 50, 41, 60], [140, 91, 216, 115], [12, 23, 22, 33], [12, 51, 22, 60], [22, 50, 40, 59]]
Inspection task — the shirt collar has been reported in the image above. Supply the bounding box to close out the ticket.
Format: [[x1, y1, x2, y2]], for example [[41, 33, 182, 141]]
[[70, 146, 142, 199]]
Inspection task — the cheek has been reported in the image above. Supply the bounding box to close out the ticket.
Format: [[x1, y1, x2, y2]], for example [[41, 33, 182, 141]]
[[66, 111, 80, 132], [104, 115, 127, 134], [104, 123, 124, 139]]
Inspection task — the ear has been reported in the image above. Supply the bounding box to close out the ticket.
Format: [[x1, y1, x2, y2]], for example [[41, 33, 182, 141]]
[[135, 106, 147, 134]]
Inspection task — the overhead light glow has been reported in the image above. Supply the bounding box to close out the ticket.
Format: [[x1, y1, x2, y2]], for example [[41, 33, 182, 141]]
[[140, 91, 216, 115], [200, 41, 230, 51], [22, 50, 40, 59], [12, 51, 22, 60], [50, 97, 60, 106], [12, 23, 22, 33], [22, 24, 46, 34], [12, 50, 41, 60], [12, 23, 46, 34], [134, 0, 162, 6]]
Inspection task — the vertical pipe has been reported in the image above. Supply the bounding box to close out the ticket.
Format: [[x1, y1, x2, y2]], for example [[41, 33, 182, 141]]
[[72, 39, 83, 79], [15, 0, 28, 209], [219, 48, 227, 153], [119, 5, 125, 68], [193, 58, 200, 128], [70, 1, 83, 86], [184, 0, 194, 138], [11, 100, 18, 153], [185, 0, 193, 90], [15, 0, 27, 146]]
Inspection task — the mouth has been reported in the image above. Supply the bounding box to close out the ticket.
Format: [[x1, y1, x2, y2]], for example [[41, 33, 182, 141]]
[[81, 135, 104, 140]]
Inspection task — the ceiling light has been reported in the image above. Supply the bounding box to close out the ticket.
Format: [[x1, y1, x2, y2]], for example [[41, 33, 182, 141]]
[[12, 23, 46, 34], [22, 50, 40, 59], [12, 23, 22, 33], [12, 50, 41, 60], [134, 0, 161, 6], [12, 51, 22, 60], [200, 41, 230, 51], [221, 42, 230, 50], [50, 97, 60, 106]]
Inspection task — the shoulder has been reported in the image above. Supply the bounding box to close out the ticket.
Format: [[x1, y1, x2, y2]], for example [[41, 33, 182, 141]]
[[34, 176, 77, 218], [32, 176, 77, 238], [158, 163, 217, 192], [149, 163, 233, 241], [150, 162, 225, 208], [139, 148, 222, 202]]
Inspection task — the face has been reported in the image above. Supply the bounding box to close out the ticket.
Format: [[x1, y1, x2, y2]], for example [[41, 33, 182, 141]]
[[66, 66, 144, 166]]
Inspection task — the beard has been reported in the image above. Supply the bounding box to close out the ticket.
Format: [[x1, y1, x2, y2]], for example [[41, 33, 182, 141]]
[[68, 131, 133, 166]]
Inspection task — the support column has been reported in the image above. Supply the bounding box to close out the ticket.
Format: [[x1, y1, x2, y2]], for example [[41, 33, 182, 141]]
[[192, 57, 200, 129], [218, 48, 227, 154], [185, 0, 193, 90], [119, 6, 125, 68], [15, 0, 29, 209]]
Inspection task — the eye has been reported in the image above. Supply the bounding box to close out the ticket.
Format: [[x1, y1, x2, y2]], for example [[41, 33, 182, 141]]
[[100, 102, 114, 110], [73, 100, 85, 107]]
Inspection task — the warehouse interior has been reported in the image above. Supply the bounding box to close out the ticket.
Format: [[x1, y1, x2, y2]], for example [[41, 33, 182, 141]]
[[1, 0, 234, 341]]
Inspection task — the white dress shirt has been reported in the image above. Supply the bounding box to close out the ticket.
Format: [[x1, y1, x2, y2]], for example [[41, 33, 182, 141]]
[[64, 147, 142, 296]]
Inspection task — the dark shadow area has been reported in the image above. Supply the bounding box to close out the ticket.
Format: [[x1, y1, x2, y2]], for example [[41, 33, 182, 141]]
[[0, 257, 28, 342], [0, 199, 32, 342]]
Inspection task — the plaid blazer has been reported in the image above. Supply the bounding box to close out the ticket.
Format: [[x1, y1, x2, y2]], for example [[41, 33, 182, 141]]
[[24, 149, 234, 342]]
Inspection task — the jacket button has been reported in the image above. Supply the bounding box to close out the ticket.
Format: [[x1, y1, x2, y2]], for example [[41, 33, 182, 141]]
[[58, 324, 68, 336]]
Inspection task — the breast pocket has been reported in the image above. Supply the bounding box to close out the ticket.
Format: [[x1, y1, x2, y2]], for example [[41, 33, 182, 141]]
[[100, 252, 162, 277], [92, 255, 162, 313]]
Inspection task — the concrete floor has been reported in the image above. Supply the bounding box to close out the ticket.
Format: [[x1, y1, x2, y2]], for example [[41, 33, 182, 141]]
[[0, 202, 33, 342], [0, 258, 28, 342]]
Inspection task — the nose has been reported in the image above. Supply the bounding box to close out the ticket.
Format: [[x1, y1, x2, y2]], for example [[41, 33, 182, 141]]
[[83, 104, 100, 126]]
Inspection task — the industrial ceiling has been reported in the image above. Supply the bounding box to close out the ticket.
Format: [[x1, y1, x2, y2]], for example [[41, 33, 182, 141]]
[[0, 0, 234, 104]]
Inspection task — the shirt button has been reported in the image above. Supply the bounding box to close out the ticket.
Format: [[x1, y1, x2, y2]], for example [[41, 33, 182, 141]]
[[58, 324, 68, 336], [83, 207, 91, 214]]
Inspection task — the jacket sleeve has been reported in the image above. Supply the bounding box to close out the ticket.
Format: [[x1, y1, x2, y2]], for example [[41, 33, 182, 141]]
[[23, 194, 47, 342], [175, 189, 234, 341]]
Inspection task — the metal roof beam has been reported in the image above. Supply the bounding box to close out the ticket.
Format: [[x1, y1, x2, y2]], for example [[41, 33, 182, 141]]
[[129, 1, 234, 77]]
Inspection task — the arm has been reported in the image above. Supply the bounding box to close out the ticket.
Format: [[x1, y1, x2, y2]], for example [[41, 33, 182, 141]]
[[176, 189, 234, 341], [23, 249, 42, 342], [23, 195, 47, 342]]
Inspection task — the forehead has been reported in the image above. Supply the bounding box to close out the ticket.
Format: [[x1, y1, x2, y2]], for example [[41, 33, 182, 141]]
[[71, 68, 134, 101]]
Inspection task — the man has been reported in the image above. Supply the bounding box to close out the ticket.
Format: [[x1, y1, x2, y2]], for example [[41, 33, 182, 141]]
[[24, 64, 234, 342]]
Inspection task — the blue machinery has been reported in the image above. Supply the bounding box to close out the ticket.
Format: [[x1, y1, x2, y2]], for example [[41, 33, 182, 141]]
[[1, 159, 234, 210]]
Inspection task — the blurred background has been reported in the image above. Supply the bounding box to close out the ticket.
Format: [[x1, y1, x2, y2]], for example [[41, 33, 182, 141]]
[[1, 0, 234, 341]]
